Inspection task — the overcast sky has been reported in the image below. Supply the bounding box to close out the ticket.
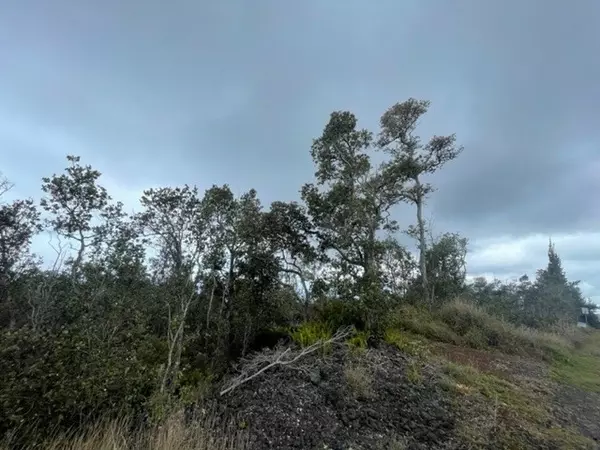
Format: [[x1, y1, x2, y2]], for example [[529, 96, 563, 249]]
[[1, 0, 599, 303]]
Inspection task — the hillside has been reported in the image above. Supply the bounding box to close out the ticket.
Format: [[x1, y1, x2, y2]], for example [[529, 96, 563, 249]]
[[4, 302, 600, 450]]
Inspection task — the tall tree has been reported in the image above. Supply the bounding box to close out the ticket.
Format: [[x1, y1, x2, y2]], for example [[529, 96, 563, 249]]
[[531, 240, 583, 325], [0, 198, 41, 327], [40, 155, 109, 278], [137, 185, 205, 394], [263, 201, 320, 318], [378, 99, 463, 301], [301, 109, 407, 294], [424, 231, 468, 304]]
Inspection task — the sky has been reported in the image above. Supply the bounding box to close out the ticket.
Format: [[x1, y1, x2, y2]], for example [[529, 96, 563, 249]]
[[0, 0, 599, 303]]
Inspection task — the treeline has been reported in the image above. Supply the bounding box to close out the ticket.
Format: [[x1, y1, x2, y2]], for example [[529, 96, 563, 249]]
[[0, 98, 596, 443]]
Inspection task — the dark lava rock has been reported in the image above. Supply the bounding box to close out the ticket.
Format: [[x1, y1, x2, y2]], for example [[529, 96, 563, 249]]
[[207, 345, 461, 450]]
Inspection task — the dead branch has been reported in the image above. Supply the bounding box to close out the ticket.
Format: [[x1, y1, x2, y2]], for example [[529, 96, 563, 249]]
[[220, 326, 355, 396]]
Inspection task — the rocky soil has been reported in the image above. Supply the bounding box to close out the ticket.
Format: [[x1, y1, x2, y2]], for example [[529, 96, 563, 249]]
[[196, 341, 600, 450]]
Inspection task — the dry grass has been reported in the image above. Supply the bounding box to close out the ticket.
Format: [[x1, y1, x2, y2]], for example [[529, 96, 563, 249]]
[[437, 299, 574, 361], [1, 410, 248, 450], [344, 363, 374, 400]]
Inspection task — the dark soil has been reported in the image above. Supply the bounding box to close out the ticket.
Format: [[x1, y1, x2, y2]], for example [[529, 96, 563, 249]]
[[195, 341, 600, 449], [211, 345, 463, 450]]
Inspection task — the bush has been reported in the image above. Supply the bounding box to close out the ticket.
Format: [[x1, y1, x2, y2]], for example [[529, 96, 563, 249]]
[[0, 326, 158, 443], [290, 321, 332, 348], [313, 298, 367, 331]]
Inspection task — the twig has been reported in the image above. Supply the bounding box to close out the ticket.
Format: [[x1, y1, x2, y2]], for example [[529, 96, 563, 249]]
[[220, 326, 354, 396]]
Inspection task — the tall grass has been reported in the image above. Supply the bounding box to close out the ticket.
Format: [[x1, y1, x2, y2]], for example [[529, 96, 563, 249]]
[[1, 410, 248, 450], [389, 299, 577, 361]]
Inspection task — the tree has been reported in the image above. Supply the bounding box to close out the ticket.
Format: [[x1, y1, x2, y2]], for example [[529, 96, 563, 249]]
[[0, 198, 41, 327], [0, 172, 13, 201], [301, 109, 406, 296], [263, 201, 321, 318], [137, 185, 205, 394], [424, 231, 468, 305], [378, 99, 463, 300], [200, 185, 269, 354], [380, 236, 416, 298], [526, 240, 583, 326], [40, 155, 109, 278]]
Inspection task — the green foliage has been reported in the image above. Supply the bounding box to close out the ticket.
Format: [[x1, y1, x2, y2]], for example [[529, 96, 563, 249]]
[[0, 326, 158, 438], [346, 330, 370, 351], [438, 299, 572, 361], [0, 99, 596, 447], [387, 304, 462, 344], [290, 321, 332, 348], [384, 329, 429, 357], [552, 330, 600, 392]]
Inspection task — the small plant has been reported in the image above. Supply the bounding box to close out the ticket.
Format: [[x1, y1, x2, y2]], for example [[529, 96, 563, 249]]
[[291, 321, 333, 349], [384, 329, 429, 357], [344, 364, 374, 400], [346, 330, 370, 352], [406, 360, 423, 384]]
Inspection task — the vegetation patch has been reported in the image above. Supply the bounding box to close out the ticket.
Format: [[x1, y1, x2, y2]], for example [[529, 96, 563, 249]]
[[384, 328, 430, 357], [438, 299, 573, 361], [441, 361, 595, 449], [290, 321, 332, 349], [552, 330, 600, 392], [343, 363, 374, 400], [387, 304, 462, 345]]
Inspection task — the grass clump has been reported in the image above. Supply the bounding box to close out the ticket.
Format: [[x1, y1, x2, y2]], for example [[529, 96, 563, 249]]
[[384, 329, 429, 357], [290, 321, 332, 349], [0, 410, 248, 450], [344, 363, 374, 400], [346, 330, 370, 353]]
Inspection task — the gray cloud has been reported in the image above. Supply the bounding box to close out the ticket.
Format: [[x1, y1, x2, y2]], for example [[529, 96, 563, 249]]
[[1, 0, 599, 299]]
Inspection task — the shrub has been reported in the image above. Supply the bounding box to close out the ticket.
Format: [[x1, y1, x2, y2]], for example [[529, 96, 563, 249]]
[[314, 298, 367, 331], [346, 330, 370, 351], [344, 364, 374, 400], [290, 321, 332, 348], [0, 326, 158, 443]]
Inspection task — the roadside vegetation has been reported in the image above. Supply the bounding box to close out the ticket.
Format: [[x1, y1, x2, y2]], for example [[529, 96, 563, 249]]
[[1, 98, 598, 449]]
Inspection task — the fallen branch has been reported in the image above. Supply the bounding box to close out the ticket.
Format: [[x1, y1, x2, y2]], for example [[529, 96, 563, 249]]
[[220, 326, 355, 396]]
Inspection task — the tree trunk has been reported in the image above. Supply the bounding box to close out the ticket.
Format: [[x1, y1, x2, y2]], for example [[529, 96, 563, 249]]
[[414, 178, 429, 305]]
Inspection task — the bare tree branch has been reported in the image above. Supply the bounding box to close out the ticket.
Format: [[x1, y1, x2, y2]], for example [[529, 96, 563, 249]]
[[220, 326, 354, 396]]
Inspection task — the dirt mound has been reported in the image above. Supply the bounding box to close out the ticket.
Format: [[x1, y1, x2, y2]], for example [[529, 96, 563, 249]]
[[210, 345, 461, 450]]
